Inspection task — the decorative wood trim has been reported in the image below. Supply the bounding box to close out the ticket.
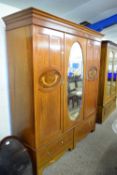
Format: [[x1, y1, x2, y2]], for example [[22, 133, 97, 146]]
[[87, 66, 98, 80], [3, 7, 103, 41], [38, 67, 62, 92]]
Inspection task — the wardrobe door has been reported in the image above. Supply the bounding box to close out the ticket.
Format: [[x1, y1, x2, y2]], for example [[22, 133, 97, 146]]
[[64, 34, 87, 131], [33, 26, 64, 146], [84, 40, 101, 118]]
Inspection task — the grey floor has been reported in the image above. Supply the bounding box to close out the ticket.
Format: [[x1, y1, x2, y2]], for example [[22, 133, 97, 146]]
[[44, 109, 117, 175]]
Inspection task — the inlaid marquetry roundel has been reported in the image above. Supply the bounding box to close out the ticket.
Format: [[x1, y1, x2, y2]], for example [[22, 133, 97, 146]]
[[38, 68, 62, 91], [88, 66, 98, 80]]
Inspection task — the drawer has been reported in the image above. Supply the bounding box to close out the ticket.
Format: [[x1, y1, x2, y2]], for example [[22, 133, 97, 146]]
[[74, 116, 95, 143], [48, 130, 73, 157], [37, 130, 73, 168]]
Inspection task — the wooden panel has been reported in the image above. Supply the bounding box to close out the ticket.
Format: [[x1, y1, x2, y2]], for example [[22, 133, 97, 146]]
[[37, 130, 73, 168], [104, 98, 116, 120], [103, 44, 117, 103], [64, 34, 87, 131], [97, 98, 116, 123], [47, 129, 73, 156], [97, 41, 117, 123], [37, 146, 50, 168], [33, 26, 64, 146], [97, 43, 107, 106], [84, 40, 101, 118], [6, 26, 35, 148], [74, 115, 95, 143]]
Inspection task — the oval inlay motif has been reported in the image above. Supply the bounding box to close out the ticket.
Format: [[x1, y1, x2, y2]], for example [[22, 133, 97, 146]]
[[88, 66, 98, 80], [39, 68, 62, 90]]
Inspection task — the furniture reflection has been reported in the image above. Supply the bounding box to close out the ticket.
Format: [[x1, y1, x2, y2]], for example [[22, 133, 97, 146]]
[[108, 72, 117, 81], [68, 76, 82, 109]]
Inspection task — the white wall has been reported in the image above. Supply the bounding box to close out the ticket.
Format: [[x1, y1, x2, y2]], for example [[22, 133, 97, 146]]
[[0, 3, 20, 140], [102, 24, 117, 44]]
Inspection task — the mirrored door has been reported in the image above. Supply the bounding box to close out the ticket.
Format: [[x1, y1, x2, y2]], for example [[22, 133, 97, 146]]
[[106, 51, 113, 97], [67, 42, 83, 121], [112, 52, 117, 94]]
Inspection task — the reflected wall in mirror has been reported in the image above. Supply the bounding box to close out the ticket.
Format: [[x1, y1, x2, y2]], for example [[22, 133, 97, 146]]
[[68, 42, 83, 121], [106, 51, 113, 96]]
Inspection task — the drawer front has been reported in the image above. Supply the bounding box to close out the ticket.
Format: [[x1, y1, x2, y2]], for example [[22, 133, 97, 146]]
[[37, 130, 73, 168], [48, 130, 73, 157], [74, 116, 95, 143]]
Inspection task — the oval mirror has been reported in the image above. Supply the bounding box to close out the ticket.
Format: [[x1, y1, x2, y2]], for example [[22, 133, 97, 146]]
[[68, 42, 83, 121]]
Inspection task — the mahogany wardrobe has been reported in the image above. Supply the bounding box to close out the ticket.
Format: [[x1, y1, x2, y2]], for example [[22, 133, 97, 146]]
[[3, 7, 103, 175]]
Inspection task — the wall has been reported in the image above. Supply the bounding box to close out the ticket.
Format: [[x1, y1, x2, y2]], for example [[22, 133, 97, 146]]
[[102, 25, 117, 44], [0, 3, 20, 140]]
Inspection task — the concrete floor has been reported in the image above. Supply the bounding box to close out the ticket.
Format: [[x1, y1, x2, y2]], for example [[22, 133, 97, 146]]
[[44, 109, 117, 175]]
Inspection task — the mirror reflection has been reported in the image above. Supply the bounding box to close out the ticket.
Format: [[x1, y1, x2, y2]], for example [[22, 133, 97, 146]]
[[112, 52, 117, 93], [68, 42, 83, 121], [107, 51, 113, 96]]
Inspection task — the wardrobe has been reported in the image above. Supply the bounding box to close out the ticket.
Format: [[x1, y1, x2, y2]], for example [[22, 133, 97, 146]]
[[97, 41, 117, 123], [3, 7, 103, 174]]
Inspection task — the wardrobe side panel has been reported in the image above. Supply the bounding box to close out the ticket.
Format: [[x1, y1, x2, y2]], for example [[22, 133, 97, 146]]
[[97, 43, 107, 106], [6, 26, 35, 147]]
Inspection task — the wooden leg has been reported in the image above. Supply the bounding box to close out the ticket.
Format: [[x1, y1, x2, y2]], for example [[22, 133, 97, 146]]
[[68, 148, 73, 151], [91, 126, 96, 133], [91, 128, 95, 133], [68, 144, 74, 151]]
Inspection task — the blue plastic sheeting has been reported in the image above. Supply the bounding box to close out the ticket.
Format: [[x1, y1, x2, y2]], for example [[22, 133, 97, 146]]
[[86, 14, 117, 32]]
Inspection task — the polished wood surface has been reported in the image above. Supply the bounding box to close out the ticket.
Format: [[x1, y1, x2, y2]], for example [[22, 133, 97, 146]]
[[33, 26, 64, 146], [37, 130, 73, 168], [3, 7, 102, 175], [97, 41, 117, 123], [84, 40, 101, 119], [3, 7, 103, 40], [6, 26, 35, 148], [74, 114, 95, 144]]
